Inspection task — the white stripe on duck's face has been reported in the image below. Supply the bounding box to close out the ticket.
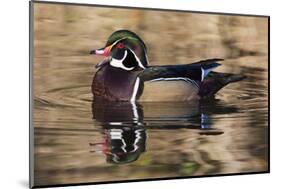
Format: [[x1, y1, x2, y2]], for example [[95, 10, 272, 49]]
[[109, 41, 146, 71], [128, 48, 146, 69], [110, 48, 146, 71], [110, 50, 134, 71]]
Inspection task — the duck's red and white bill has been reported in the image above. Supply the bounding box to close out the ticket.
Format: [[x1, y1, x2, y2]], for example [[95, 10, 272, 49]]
[[90, 45, 112, 57]]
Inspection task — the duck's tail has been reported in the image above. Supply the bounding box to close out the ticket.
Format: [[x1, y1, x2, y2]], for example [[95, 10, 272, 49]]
[[198, 71, 247, 98]]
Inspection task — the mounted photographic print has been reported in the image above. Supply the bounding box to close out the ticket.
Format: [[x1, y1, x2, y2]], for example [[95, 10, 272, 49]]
[[29, 0, 269, 188]]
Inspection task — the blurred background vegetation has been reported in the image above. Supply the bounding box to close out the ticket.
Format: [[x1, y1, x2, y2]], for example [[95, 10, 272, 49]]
[[34, 3, 268, 66]]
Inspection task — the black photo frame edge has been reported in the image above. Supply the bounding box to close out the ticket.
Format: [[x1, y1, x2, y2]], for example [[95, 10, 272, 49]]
[[29, 0, 270, 188]]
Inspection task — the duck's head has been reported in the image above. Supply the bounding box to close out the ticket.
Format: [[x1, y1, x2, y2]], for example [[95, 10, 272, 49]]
[[90, 30, 148, 71]]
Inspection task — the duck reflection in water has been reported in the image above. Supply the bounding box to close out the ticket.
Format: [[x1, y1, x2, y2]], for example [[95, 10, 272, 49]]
[[91, 99, 146, 164], [91, 98, 238, 164]]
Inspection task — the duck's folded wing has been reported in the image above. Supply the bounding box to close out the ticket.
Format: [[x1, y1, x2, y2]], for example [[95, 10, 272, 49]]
[[138, 58, 222, 82]]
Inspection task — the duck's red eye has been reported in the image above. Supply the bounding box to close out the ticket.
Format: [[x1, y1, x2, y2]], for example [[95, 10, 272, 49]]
[[117, 43, 125, 49]]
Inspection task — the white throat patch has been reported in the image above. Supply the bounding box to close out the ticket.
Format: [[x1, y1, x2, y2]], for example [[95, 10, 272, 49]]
[[109, 50, 134, 71]]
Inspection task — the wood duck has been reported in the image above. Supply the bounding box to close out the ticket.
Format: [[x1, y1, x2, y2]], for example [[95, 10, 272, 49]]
[[90, 30, 246, 102]]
